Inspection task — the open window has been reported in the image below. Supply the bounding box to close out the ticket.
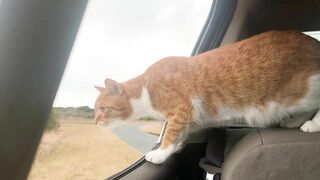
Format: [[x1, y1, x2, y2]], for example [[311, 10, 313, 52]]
[[26, 0, 211, 179]]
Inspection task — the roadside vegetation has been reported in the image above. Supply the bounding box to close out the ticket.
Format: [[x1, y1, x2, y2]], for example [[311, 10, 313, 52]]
[[45, 106, 94, 131], [46, 111, 60, 131], [53, 106, 95, 119]]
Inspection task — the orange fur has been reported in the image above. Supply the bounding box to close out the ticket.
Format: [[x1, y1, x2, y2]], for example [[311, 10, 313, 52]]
[[94, 30, 320, 150]]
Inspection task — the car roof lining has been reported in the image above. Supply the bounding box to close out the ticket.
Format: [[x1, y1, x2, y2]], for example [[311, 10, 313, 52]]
[[221, 0, 320, 45]]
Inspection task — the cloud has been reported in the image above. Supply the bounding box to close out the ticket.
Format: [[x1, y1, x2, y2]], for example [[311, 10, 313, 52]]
[[53, 0, 212, 108]]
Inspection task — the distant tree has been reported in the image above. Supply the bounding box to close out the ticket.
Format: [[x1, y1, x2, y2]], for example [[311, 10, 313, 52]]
[[52, 106, 95, 119], [78, 106, 94, 112]]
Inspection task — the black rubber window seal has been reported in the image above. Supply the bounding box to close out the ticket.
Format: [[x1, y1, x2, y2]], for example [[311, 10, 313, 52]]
[[192, 0, 237, 56]]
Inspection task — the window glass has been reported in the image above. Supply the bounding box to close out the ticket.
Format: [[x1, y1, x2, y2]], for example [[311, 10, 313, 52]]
[[28, 0, 211, 179]]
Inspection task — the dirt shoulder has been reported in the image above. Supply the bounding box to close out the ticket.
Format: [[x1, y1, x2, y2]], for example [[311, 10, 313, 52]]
[[28, 119, 142, 180]]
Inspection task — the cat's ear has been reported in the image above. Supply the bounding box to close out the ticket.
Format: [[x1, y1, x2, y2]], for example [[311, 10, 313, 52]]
[[94, 86, 106, 93], [105, 78, 123, 95]]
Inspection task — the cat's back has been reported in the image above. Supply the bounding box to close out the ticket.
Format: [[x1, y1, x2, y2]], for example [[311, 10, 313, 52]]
[[144, 31, 320, 98], [198, 30, 320, 72], [193, 30, 320, 110], [196, 31, 320, 86]]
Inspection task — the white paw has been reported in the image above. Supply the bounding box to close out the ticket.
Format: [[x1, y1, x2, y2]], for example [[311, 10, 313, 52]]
[[145, 145, 175, 164], [145, 150, 167, 164], [300, 121, 320, 132]]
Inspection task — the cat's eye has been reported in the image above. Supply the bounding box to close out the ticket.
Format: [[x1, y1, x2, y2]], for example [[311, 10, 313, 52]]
[[110, 106, 123, 111], [103, 106, 123, 111], [100, 107, 106, 112]]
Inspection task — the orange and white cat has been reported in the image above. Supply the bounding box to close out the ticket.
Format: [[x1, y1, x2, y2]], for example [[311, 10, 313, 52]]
[[94, 30, 320, 164]]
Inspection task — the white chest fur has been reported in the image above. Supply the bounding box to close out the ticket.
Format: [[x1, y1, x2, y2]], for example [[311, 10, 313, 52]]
[[129, 88, 165, 121]]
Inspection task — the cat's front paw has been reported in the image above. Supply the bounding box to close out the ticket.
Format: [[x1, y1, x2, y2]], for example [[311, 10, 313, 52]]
[[145, 146, 174, 164]]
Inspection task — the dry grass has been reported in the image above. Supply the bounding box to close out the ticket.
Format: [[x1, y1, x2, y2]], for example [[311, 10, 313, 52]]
[[28, 119, 142, 180]]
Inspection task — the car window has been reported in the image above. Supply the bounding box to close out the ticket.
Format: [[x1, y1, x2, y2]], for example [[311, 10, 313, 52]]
[[28, 0, 211, 179]]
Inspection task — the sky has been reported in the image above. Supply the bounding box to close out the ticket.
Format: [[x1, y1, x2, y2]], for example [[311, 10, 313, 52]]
[[53, 0, 212, 108]]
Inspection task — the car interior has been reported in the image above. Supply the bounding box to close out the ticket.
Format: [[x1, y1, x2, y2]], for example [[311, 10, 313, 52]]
[[1, 0, 320, 180]]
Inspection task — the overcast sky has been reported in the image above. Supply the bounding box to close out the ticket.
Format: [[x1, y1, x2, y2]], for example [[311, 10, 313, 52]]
[[53, 0, 212, 108]]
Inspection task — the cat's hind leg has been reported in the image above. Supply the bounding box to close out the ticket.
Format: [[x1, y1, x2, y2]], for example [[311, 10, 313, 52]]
[[300, 109, 320, 132], [145, 109, 190, 164]]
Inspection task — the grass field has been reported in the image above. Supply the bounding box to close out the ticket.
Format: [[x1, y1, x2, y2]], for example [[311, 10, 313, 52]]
[[28, 119, 143, 180]]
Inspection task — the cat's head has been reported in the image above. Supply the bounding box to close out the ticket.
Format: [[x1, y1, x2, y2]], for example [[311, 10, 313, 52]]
[[94, 78, 132, 126]]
